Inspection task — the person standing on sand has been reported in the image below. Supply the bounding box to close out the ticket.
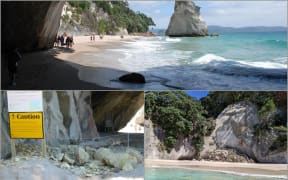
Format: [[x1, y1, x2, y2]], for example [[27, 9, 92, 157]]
[[7, 48, 22, 86], [90, 35, 93, 42], [66, 36, 70, 48], [70, 36, 74, 48], [60, 35, 64, 46]]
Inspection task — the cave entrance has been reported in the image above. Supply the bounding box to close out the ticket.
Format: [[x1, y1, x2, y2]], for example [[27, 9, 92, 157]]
[[89, 91, 144, 150]]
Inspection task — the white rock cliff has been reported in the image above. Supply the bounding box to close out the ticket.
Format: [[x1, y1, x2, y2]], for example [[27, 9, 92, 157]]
[[166, 1, 208, 36], [215, 102, 287, 163]]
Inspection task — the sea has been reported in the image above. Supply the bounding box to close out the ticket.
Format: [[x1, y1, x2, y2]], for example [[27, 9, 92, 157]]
[[107, 31, 287, 90], [145, 167, 286, 180], [80, 31, 287, 90]]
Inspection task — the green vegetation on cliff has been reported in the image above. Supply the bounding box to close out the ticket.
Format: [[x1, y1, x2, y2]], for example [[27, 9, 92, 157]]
[[145, 91, 287, 159], [145, 91, 211, 156], [95, 1, 155, 33], [66, 1, 155, 34]]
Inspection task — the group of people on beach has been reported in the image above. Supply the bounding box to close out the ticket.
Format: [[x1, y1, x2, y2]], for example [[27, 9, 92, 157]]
[[90, 34, 96, 42], [54, 32, 74, 48]]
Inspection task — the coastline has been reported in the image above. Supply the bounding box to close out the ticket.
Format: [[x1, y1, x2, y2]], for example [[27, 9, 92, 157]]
[[9, 35, 144, 90], [145, 159, 288, 177], [57, 35, 144, 89]]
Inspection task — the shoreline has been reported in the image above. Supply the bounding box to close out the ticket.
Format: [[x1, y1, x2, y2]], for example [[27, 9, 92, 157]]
[[53, 35, 174, 90], [145, 159, 288, 177], [4, 33, 286, 90], [6, 35, 145, 90]]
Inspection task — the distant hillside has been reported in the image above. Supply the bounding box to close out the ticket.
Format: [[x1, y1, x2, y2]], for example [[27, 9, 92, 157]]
[[149, 28, 166, 36], [208, 26, 287, 33], [149, 26, 286, 36]]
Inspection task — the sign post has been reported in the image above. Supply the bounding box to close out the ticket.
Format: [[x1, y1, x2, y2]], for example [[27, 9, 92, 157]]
[[7, 91, 46, 158]]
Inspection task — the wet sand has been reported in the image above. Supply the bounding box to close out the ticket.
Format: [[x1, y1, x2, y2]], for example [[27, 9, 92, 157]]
[[5, 35, 142, 90], [145, 159, 288, 177]]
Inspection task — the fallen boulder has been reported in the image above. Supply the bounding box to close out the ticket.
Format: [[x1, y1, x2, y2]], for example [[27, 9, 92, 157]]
[[76, 147, 89, 165], [94, 147, 141, 171]]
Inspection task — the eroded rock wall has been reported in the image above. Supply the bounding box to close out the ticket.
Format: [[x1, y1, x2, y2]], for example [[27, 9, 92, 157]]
[[1, 91, 144, 159], [215, 102, 287, 163], [92, 91, 144, 131], [166, 1, 208, 36], [2, 1, 64, 52], [43, 91, 98, 146], [0, 92, 11, 159], [0, 91, 98, 158], [145, 119, 196, 160]]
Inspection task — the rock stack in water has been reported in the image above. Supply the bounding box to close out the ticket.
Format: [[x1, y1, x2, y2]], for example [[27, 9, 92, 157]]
[[166, 1, 208, 37]]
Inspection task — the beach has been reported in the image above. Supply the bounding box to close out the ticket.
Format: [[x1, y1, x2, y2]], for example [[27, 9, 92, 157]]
[[10, 35, 143, 90], [5, 31, 287, 90], [145, 159, 288, 177]]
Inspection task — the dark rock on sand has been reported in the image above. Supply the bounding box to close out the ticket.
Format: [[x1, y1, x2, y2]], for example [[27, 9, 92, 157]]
[[119, 73, 146, 84]]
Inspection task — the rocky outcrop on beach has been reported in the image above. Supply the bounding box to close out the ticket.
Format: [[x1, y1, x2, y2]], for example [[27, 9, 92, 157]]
[[214, 102, 287, 163], [166, 1, 208, 37], [201, 149, 255, 163], [2, 1, 64, 51], [145, 119, 196, 160]]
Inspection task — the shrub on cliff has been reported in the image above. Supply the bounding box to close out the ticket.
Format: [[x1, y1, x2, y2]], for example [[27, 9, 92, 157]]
[[94, 1, 155, 33], [145, 91, 208, 155]]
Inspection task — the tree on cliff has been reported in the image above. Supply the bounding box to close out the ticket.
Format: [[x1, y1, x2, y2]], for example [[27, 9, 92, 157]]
[[145, 91, 210, 155]]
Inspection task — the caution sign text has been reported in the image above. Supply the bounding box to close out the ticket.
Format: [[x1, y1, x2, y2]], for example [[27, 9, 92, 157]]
[[9, 112, 44, 139]]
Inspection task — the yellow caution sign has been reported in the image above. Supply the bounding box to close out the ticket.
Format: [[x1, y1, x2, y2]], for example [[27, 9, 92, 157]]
[[9, 112, 44, 139]]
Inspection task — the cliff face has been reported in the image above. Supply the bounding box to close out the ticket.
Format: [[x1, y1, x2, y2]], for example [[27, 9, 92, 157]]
[[166, 1, 208, 37], [91, 91, 144, 131], [146, 100, 287, 163], [215, 102, 287, 163], [1, 92, 10, 159], [59, 1, 154, 36], [1, 91, 98, 159], [44, 91, 98, 146], [145, 119, 196, 160], [2, 1, 64, 52], [1, 91, 144, 159]]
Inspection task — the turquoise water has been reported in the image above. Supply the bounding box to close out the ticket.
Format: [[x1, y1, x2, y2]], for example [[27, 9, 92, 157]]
[[145, 167, 286, 180], [110, 31, 286, 90]]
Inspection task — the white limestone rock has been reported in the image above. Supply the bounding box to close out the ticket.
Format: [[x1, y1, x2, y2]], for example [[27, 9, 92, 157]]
[[166, 1, 208, 37]]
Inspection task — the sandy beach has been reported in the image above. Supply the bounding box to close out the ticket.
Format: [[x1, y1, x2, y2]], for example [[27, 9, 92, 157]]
[[5, 35, 143, 90], [145, 159, 288, 177]]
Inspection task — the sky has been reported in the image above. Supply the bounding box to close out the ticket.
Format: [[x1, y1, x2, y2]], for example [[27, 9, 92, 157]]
[[128, 1, 287, 29], [185, 91, 209, 100]]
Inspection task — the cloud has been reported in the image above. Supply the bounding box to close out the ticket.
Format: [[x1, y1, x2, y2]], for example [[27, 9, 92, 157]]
[[154, 9, 161, 14], [128, 1, 287, 28], [128, 1, 167, 10], [197, 1, 287, 27]]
